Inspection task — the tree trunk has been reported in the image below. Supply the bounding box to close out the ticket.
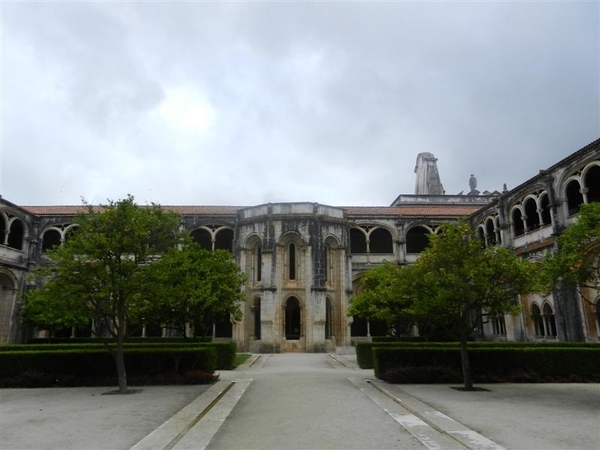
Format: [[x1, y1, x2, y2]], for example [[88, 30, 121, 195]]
[[459, 336, 473, 391], [115, 300, 128, 394]]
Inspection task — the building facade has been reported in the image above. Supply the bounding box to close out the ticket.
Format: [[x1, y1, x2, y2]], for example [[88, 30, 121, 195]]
[[1, 138, 599, 350]]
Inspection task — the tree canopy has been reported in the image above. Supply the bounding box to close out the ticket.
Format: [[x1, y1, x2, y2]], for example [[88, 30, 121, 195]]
[[140, 243, 247, 339], [542, 202, 600, 305], [350, 221, 538, 389], [23, 196, 181, 392]]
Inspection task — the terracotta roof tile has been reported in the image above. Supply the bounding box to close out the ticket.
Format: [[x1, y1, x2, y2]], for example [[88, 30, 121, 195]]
[[23, 204, 479, 218]]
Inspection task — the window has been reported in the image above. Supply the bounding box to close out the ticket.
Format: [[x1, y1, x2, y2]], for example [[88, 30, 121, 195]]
[[255, 246, 262, 282], [532, 304, 545, 336], [288, 243, 296, 280], [491, 314, 506, 335], [543, 303, 557, 337], [540, 194, 551, 226]]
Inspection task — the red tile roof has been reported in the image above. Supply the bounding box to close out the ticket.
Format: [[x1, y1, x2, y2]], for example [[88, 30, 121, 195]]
[[23, 204, 480, 218]]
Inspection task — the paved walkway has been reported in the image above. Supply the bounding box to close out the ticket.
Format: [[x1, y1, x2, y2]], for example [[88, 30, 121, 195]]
[[2, 353, 599, 450]]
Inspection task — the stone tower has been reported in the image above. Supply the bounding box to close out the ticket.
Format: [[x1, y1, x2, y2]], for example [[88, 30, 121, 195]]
[[414, 152, 445, 195]]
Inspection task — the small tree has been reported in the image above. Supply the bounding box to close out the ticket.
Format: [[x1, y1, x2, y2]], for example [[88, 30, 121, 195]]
[[542, 202, 600, 307], [408, 222, 537, 390], [140, 243, 247, 339], [348, 262, 416, 338], [23, 196, 181, 393]]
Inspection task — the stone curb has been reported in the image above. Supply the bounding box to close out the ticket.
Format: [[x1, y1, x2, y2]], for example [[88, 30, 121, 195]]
[[369, 380, 506, 450], [129, 379, 252, 450]]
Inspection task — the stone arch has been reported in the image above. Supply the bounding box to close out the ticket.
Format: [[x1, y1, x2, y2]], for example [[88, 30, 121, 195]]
[[41, 228, 63, 252], [190, 227, 212, 250], [7, 217, 25, 250], [405, 225, 432, 253], [350, 227, 367, 254], [539, 192, 551, 226], [582, 163, 600, 204], [523, 196, 540, 231], [511, 206, 525, 237], [477, 225, 486, 248], [214, 227, 234, 252], [0, 271, 17, 344], [565, 178, 584, 216], [367, 227, 394, 253], [280, 232, 304, 281]]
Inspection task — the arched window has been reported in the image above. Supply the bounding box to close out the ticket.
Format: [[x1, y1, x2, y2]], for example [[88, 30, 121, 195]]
[[325, 297, 333, 339], [512, 208, 525, 237], [406, 226, 430, 253], [288, 243, 296, 280], [253, 298, 261, 340], [368, 228, 393, 253], [7, 219, 24, 250], [531, 304, 545, 336], [42, 229, 62, 252], [350, 228, 367, 254], [191, 228, 212, 250], [543, 303, 557, 337], [214, 228, 234, 252], [566, 179, 584, 216], [584, 165, 600, 203], [491, 314, 506, 335], [540, 194, 551, 226], [524, 198, 540, 231], [285, 297, 301, 339]]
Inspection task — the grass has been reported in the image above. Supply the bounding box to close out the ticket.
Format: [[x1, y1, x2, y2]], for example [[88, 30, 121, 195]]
[[233, 353, 252, 368]]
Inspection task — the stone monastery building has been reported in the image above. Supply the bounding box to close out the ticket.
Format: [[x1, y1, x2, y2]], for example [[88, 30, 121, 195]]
[[1, 138, 599, 351]]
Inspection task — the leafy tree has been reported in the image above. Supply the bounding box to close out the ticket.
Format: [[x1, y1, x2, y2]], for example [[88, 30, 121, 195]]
[[408, 222, 538, 390], [348, 262, 415, 337], [542, 202, 600, 307], [23, 196, 181, 393], [140, 243, 247, 339]]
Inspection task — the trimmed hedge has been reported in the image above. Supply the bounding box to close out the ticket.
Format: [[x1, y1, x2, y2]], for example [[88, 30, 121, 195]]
[[357, 341, 600, 370], [372, 347, 600, 382], [27, 337, 212, 344], [0, 346, 217, 380], [1, 341, 237, 370]]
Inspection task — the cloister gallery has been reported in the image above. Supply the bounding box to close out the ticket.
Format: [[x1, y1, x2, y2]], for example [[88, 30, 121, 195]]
[[1, 138, 599, 351]]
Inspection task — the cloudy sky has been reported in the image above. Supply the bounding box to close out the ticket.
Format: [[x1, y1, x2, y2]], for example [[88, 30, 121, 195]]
[[2, 1, 598, 207]]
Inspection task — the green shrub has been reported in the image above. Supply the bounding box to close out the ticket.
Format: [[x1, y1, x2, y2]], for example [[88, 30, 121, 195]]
[[372, 346, 600, 383]]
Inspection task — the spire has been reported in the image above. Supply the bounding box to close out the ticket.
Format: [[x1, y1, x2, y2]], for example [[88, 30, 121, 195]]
[[414, 153, 445, 195]]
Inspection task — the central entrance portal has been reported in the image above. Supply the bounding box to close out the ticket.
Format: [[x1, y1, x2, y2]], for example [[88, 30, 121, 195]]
[[285, 297, 301, 340]]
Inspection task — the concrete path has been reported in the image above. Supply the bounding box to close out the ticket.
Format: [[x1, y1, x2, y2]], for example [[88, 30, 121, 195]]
[[2, 353, 599, 450]]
